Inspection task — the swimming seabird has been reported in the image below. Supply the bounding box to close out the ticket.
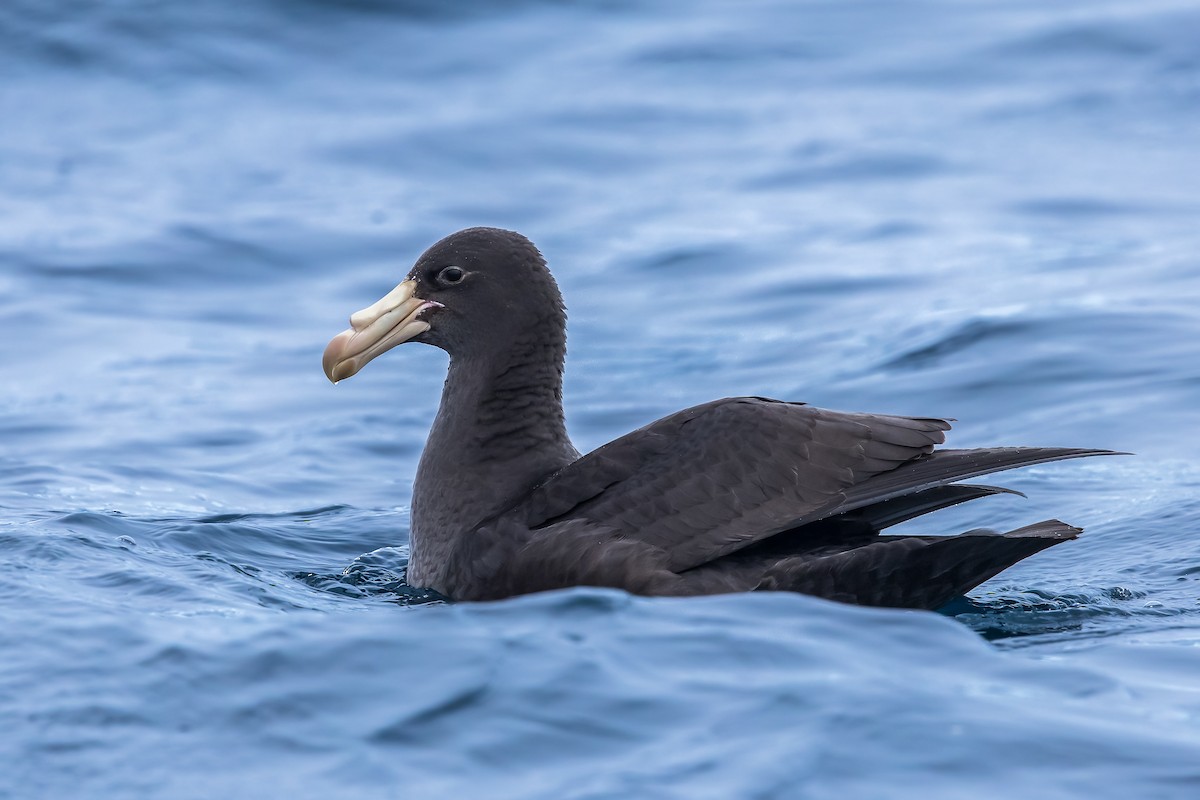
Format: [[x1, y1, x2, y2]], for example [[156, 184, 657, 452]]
[[323, 227, 1114, 607]]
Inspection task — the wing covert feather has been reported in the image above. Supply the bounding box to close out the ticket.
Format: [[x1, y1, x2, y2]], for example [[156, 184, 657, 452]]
[[512, 398, 951, 571]]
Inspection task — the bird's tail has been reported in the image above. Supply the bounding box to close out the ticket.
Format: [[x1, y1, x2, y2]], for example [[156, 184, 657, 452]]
[[757, 519, 1080, 610]]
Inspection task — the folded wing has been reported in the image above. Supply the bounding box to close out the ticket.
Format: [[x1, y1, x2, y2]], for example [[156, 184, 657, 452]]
[[505, 397, 1112, 574]]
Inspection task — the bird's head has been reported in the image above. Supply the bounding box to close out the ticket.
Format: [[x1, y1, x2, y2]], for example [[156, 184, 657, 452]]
[[322, 227, 564, 383]]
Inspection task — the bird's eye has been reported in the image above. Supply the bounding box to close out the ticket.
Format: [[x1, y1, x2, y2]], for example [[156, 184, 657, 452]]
[[438, 266, 466, 285]]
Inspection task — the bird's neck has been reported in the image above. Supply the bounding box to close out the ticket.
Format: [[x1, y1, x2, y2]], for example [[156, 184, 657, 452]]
[[407, 336, 578, 590]]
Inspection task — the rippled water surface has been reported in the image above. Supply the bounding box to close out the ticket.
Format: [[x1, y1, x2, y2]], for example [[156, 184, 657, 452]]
[[3, 1, 1200, 797]]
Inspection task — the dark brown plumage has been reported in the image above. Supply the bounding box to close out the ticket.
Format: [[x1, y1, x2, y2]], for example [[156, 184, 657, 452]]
[[323, 227, 1117, 608]]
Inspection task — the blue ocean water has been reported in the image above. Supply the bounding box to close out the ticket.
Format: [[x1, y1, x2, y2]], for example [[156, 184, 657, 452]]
[[2, 0, 1200, 796]]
